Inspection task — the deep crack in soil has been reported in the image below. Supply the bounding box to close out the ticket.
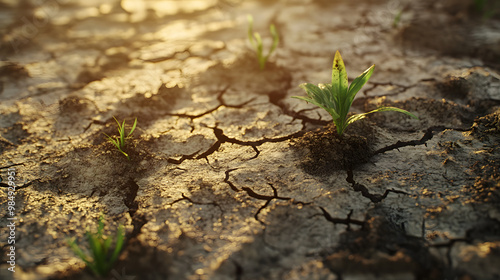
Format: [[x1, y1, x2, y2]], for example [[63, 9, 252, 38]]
[[346, 170, 410, 203]]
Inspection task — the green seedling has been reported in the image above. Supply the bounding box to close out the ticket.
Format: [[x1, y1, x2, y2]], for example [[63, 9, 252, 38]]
[[247, 15, 279, 70], [67, 215, 125, 277], [103, 117, 137, 160], [393, 9, 403, 28], [292, 51, 418, 136]]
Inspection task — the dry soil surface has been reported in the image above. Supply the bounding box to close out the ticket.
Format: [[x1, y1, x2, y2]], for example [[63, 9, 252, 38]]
[[1, 0, 500, 279]]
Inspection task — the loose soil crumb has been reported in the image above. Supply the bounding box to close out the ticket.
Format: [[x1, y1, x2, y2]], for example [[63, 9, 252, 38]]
[[471, 107, 500, 139]]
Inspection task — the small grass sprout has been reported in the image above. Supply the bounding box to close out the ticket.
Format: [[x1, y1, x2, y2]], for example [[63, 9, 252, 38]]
[[247, 14, 279, 70], [103, 117, 137, 160], [292, 51, 418, 136], [67, 215, 125, 277], [393, 9, 403, 28]]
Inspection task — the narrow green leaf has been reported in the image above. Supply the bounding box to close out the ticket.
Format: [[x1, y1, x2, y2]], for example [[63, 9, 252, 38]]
[[104, 236, 112, 253], [128, 118, 138, 137], [331, 51, 349, 113], [345, 106, 418, 128], [333, 51, 349, 93], [366, 106, 419, 119], [120, 150, 130, 160], [345, 113, 367, 126], [111, 140, 120, 150], [104, 134, 120, 150], [247, 15, 256, 49], [348, 64, 375, 101], [254, 33, 263, 54], [109, 225, 125, 265], [253, 32, 264, 69], [86, 233, 104, 272], [265, 24, 279, 62], [393, 9, 402, 28], [68, 239, 92, 267], [113, 117, 122, 138], [120, 120, 126, 148]]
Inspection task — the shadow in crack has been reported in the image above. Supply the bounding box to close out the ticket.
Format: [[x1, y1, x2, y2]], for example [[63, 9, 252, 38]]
[[321, 207, 447, 280]]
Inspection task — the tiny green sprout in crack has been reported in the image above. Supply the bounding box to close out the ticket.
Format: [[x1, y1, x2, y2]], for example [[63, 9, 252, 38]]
[[393, 9, 403, 28], [247, 14, 279, 70], [67, 214, 125, 277], [292, 50, 418, 136], [103, 117, 137, 160]]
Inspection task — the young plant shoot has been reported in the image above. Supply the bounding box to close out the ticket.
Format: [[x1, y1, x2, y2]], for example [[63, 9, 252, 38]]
[[292, 51, 418, 136], [103, 117, 137, 160], [393, 9, 403, 28], [247, 15, 279, 70], [67, 215, 125, 277]]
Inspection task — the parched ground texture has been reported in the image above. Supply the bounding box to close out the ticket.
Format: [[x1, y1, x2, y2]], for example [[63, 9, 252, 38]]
[[1, 0, 500, 279]]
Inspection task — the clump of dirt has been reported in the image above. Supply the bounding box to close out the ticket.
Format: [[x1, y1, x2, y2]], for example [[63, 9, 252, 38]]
[[436, 76, 470, 101], [291, 120, 375, 175], [323, 214, 444, 279], [464, 166, 500, 205], [471, 107, 500, 140], [460, 109, 500, 207]]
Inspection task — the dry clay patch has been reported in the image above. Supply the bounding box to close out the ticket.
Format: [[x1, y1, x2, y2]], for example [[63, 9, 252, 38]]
[[1, 78, 490, 280], [1, 1, 500, 280], [138, 114, 496, 277], [166, 57, 500, 277], [128, 155, 361, 280], [0, 58, 312, 279], [116, 110, 496, 280], [110, 64, 342, 279]]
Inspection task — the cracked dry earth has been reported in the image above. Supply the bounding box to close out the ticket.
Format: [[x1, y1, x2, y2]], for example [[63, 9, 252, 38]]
[[1, 0, 500, 279]]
